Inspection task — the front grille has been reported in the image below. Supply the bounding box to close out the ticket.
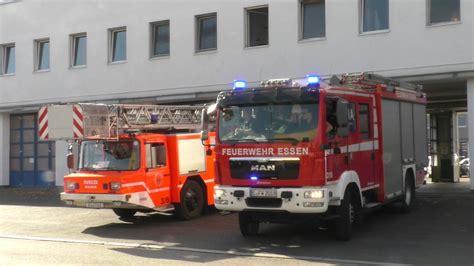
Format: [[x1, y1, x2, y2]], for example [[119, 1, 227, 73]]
[[230, 158, 300, 180], [245, 198, 282, 208]]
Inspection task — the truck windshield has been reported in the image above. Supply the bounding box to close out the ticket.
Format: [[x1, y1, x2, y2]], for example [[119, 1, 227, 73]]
[[218, 104, 318, 143], [79, 140, 140, 171]]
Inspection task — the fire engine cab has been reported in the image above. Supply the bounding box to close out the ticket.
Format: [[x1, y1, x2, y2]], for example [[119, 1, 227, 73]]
[[201, 72, 427, 240], [39, 103, 215, 220]]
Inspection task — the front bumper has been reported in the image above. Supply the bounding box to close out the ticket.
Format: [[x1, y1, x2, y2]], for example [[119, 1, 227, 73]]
[[60, 192, 147, 209], [213, 186, 330, 213]]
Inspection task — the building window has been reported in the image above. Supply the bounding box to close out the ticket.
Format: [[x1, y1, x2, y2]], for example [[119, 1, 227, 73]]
[[245, 6, 269, 47], [300, 0, 325, 39], [150, 20, 170, 57], [71, 34, 87, 67], [361, 0, 389, 32], [1, 44, 15, 75], [428, 0, 460, 25], [109, 27, 126, 63], [35, 39, 50, 71], [196, 13, 217, 52]]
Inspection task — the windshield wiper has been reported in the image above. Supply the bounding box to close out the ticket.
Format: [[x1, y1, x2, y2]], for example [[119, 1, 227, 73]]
[[265, 137, 300, 144], [226, 139, 261, 146]]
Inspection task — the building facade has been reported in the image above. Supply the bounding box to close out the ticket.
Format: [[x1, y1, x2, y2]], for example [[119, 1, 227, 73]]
[[0, 0, 473, 189]]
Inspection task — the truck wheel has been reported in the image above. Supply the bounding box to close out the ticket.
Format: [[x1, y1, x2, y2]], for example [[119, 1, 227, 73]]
[[401, 175, 415, 213], [175, 180, 204, 220], [239, 212, 259, 236], [112, 209, 137, 218], [335, 189, 354, 241]]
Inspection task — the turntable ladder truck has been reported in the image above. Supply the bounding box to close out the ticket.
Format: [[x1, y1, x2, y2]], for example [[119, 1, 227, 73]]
[[39, 103, 215, 219]]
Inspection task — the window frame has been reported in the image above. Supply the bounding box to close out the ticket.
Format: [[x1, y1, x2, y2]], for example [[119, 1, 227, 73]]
[[0, 43, 15, 76], [146, 142, 167, 169], [426, 0, 461, 26], [358, 103, 371, 140], [195, 13, 217, 53], [108, 26, 127, 64], [299, 0, 326, 41], [70, 33, 87, 68], [359, 0, 390, 34], [244, 5, 269, 48], [150, 20, 171, 58], [34, 38, 50, 72]]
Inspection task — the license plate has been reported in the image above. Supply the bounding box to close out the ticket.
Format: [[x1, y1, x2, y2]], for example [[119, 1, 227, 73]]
[[85, 202, 104, 208], [250, 189, 277, 198]]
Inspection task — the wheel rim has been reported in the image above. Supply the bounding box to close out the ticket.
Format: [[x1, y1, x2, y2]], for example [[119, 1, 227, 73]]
[[185, 188, 199, 212], [405, 183, 412, 205]]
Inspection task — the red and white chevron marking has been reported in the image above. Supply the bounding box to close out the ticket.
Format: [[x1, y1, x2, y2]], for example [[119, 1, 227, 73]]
[[38, 106, 49, 140], [72, 105, 84, 139]]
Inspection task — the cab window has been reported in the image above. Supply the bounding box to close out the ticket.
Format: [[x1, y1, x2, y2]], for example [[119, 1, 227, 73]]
[[146, 143, 167, 169]]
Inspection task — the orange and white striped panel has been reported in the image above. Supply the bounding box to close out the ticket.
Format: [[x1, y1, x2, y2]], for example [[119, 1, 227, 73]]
[[38, 106, 49, 140]]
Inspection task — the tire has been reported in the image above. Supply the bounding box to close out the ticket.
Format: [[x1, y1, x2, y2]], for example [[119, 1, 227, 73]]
[[401, 174, 415, 213], [175, 180, 204, 220], [112, 209, 137, 218], [239, 212, 259, 236], [334, 189, 355, 241]]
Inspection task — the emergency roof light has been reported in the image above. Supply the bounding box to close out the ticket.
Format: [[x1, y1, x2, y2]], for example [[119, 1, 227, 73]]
[[306, 74, 320, 87], [250, 176, 258, 180], [233, 80, 247, 90]]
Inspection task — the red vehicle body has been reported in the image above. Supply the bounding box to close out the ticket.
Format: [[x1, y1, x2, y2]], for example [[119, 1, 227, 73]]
[[206, 73, 427, 240]]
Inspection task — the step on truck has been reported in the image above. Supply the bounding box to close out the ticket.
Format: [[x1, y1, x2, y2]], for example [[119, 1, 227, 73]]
[[39, 103, 215, 219], [201, 73, 427, 240]]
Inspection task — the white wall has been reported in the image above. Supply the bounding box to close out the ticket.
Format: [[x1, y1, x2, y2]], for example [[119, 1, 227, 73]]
[[54, 140, 69, 186], [0, 0, 473, 109], [0, 113, 9, 185]]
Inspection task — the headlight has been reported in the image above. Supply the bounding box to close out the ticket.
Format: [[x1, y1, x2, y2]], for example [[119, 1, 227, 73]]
[[110, 182, 121, 191], [66, 182, 78, 190], [304, 190, 324, 199], [214, 189, 226, 198]]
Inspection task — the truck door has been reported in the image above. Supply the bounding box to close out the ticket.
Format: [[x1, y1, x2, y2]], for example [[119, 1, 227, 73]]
[[324, 98, 350, 183], [353, 101, 375, 187], [145, 142, 171, 208]]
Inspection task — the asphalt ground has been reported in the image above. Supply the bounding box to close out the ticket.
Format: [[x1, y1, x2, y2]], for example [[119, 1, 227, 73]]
[[0, 182, 473, 265]]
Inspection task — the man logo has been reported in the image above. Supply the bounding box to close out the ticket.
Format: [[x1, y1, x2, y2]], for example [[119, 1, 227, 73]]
[[251, 165, 276, 171]]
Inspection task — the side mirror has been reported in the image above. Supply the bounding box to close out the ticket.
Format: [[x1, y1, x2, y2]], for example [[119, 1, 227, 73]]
[[67, 153, 75, 169], [201, 109, 209, 132], [201, 130, 209, 142]]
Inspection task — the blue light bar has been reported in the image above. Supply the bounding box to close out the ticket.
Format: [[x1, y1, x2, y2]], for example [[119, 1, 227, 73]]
[[250, 176, 258, 180], [306, 74, 320, 85], [233, 80, 247, 90]]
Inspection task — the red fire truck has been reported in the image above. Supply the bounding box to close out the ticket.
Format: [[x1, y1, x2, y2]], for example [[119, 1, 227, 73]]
[[39, 103, 215, 220], [201, 73, 427, 240]]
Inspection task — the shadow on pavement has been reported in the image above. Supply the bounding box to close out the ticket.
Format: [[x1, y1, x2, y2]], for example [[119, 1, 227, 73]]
[[81, 185, 474, 265]]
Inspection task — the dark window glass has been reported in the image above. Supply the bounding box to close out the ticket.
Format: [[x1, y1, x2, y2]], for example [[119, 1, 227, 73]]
[[38, 41, 50, 70], [359, 104, 370, 139], [198, 15, 217, 51], [362, 0, 389, 32], [112, 30, 126, 62], [74, 36, 87, 66], [430, 0, 460, 24], [152, 22, 170, 56], [4, 46, 15, 74], [301, 0, 325, 39], [247, 7, 269, 47]]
